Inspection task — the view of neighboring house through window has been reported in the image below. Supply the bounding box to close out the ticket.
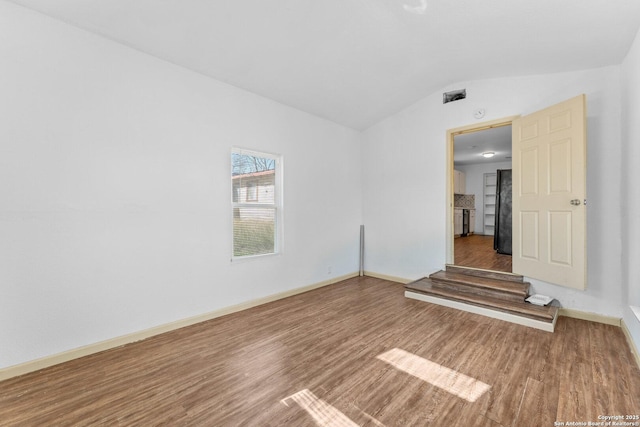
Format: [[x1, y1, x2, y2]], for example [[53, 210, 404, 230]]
[[231, 148, 281, 258], [246, 182, 258, 202]]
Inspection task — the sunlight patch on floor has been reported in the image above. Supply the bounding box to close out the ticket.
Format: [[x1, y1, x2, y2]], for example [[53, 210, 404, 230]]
[[357, 408, 386, 426], [377, 348, 490, 402], [281, 389, 358, 427]]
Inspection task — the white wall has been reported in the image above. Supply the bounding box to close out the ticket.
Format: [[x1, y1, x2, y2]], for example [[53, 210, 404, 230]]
[[0, 2, 362, 369], [456, 161, 511, 235], [363, 66, 624, 317], [621, 27, 640, 348]]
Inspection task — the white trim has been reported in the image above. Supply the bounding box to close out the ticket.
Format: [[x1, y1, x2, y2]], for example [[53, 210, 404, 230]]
[[363, 271, 412, 284], [558, 308, 621, 326], [622, 319, 640, 370], [446, 116, 519, 265], [0, 272, 358, 382], [404, 290, 557, 332]]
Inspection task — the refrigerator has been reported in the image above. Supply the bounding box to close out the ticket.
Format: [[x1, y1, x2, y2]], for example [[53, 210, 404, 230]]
[[493, 169, 512, 255]]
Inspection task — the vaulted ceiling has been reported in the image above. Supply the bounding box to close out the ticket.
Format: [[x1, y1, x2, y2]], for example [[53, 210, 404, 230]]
[[8, 0, 640, 130]]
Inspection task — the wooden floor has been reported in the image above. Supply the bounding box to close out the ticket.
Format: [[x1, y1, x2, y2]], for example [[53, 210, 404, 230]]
[[455, 234, 512, 273], [1, 276, 639, 426]]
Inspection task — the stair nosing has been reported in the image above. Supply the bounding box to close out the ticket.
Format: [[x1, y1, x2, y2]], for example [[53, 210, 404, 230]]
[[446, 264, 524, 282]]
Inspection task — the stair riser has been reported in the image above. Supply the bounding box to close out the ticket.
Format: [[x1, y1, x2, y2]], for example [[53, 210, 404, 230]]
[[405, 291, 557, 332], [429, 278, 528, 303]]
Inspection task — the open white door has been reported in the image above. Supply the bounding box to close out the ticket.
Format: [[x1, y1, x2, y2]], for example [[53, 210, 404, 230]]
[[512, 95, 587, 290]]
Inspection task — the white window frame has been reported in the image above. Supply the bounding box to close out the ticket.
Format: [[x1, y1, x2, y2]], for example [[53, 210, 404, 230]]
[[231, 147, 283, 261]]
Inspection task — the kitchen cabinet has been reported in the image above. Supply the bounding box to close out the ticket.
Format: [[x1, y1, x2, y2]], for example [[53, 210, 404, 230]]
[[469, 209, 475, 234], [454, 208, 463, 236], [454, 170, 466, 194]]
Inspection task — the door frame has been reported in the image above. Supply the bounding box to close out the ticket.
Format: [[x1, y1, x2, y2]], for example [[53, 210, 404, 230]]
[[445, 115, 519, 266]]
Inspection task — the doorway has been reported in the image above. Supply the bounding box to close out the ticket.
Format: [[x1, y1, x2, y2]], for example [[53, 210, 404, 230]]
[[445, 96, 587, 288], [446, 117, 517, 273]]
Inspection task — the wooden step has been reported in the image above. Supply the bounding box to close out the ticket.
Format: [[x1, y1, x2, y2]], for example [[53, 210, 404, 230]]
[[445, 264, 524, 283], [429, 270, 530, 303], [405, 278, 559, 332]]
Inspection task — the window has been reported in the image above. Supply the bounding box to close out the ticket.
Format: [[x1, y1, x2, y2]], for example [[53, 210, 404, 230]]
[[231, 148, 281, 259]]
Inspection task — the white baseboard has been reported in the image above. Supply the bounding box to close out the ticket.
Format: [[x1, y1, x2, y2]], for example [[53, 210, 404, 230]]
[[363, 271, 412, 284], [0, 272, 359, 383], [405, 290, 557, 332], [621, 319, 640, 370], [558, 308, 621, 326]]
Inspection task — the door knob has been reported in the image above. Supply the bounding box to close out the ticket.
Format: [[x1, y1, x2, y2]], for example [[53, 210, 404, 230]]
[[570, 199, 581, 206]]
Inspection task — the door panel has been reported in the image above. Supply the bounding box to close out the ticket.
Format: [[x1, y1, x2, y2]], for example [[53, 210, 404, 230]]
[[521, 147, 539, 195], [520, 211, 539, 259], [549, 211, 572, 265], [512, 94, 587, 290], [549, 139, 572, 193]]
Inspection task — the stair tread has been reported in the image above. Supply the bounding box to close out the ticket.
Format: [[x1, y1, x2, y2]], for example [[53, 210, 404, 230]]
[[429, 270, 529, 296], [406, 278, 557, 322], [446, 265, 524, 283]]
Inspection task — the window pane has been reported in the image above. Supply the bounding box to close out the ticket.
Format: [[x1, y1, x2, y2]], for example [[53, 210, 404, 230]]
[[233, 207, 276, 257], [232, 153, 276, 204]]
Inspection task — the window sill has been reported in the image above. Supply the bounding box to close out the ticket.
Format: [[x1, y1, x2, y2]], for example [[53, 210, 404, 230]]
[[231, 252, 281, 264]]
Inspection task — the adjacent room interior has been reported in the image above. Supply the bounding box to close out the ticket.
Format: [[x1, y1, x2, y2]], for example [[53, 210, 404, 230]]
[[453, 125, 513, 273], [1, 0, 640, 425]]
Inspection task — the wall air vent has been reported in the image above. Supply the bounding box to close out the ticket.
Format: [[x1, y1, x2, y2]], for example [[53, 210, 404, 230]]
[[443, 89, 466, 104]]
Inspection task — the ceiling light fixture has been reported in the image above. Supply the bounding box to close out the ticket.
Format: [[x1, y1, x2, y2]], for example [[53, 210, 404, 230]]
[[482, 152, 495, 158], [404, 0, 428, 15]]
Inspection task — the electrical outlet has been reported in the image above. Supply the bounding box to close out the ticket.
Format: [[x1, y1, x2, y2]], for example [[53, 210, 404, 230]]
[[327, 266, 332, 275]]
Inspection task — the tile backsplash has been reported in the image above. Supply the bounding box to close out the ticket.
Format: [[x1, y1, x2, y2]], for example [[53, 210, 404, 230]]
[[454, 194, 475, 209]]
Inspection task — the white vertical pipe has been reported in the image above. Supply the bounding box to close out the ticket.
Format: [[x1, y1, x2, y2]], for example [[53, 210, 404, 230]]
[[359, 225, 364, 276]]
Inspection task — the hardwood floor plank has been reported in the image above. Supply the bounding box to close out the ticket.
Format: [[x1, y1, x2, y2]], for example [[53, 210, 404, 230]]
[[482, 323, 531, 426], [1, 276, 639, 426], [561, 317, 592, 364], [557, 357, 596, 422], [454, 234, 512, 272], [521, 327, 557, 382], [450, 402, 507, 427], [589, 321, 618, 414], [512, 377, 559, 427]]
